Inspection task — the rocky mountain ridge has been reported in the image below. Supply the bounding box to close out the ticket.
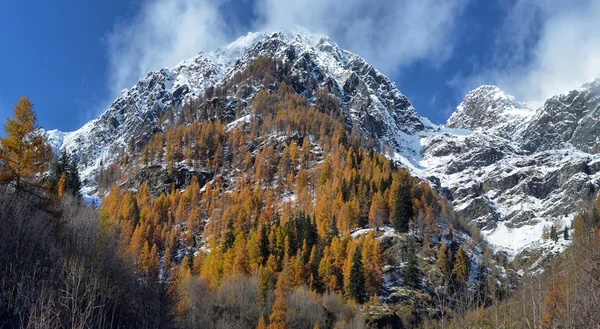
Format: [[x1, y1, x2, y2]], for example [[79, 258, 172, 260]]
[[423, 79, 600, 257], [46, 30, 600, 260]]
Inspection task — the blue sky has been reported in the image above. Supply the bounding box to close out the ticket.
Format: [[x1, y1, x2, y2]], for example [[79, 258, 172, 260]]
[[1, 0, 599, 133]]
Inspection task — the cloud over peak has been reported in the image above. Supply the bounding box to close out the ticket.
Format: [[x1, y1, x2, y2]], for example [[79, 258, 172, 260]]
[[106, 0, 236, 96], [465, 0, 600, 107], [105, 0, 468, 96], [104, 0, 600, 120]]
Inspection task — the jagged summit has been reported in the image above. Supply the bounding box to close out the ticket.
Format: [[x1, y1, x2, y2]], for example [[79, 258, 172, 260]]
[[51, 29, 432, 198], [423, 79, 600, 257], [446, 85, 534, 134]]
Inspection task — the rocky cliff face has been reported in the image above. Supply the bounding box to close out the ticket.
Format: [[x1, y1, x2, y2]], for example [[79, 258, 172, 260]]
[[424, 80, 600, 256], [446, 85, 534, 136], [520, 79, 600, 153], [47, 30, 600, 260]]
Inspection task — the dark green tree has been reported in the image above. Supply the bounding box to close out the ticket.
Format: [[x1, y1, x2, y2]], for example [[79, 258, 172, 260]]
[[221, 220, 235, 252], [348, 247, 366, 303], [53, 150, 70, 182], [563, 227, 569, 240], [132, 198, 141, 227], [391, 181, 413, 233], [550, 225, 558, 242], [66, 156, 81, 198], [259, 224, 270, 265], [403, 250, 422, 288]]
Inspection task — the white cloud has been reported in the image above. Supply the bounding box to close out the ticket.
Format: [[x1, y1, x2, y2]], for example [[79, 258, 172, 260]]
[[253, 0, 468, 75], [106, 0, 236, 97], [466, 0, 600, 106], [105, 0, 469, 100]]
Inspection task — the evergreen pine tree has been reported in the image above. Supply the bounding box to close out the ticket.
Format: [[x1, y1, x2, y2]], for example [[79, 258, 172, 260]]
[[403, 250, 422, 288], [132, 198, 141, 227], [259, 224, 270, 265], [348, 246, 366, 303], [53, 150, 70, 184], [222, 221, 235, 252], [66, 157, 82, 198], [391, 181, 413, 233], [563, 227, 569, 240]]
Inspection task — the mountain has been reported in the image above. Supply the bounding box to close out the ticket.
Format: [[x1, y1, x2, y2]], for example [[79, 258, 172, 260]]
[[46, 30, 431, 198], [425, 80, 600, 260], [47, 30, 600, 264], [446, 85, 534, 136]]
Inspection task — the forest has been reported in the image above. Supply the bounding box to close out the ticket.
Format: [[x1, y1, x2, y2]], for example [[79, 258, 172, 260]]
[[0, 57, 598, 329]]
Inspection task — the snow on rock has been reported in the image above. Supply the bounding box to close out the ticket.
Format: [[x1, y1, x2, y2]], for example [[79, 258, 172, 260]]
[[44, 29, 600, 261], [417, 82, 600, 257], [48, 28, 432, 199]]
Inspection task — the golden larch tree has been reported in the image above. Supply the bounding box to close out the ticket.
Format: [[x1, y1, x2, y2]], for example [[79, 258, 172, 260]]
[[452, 247, 470, 285], [268, 269, 288, 329], [57, 172, 67, 197], [0, 97, 52, 190], [257, 313, 267, 329]]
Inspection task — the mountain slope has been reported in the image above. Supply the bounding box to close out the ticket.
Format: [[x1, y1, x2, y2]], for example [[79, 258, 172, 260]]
[[47, 30, 600, 262]]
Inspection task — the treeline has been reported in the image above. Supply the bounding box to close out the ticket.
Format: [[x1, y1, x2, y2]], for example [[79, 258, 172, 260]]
[[95, 57, 508, 328]]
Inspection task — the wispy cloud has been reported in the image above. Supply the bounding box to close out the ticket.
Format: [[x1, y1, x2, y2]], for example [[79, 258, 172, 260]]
[[106, 0, 238, 98], [105, 0, 469, 100], [254, 0, 469, 75], [463, 0, 600, 106]]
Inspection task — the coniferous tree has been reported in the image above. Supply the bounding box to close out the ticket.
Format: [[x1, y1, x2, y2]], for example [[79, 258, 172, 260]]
[[362, 233, 383, 294], [53, 150, 70, 184], [257, 313, 267, 329], [0, 97, 52, 190], [259, 224, 270, 265], [542, 225, 549, 240], [348, 246, 366, 303], [132, 197, 141, 227], [403, 250, 422, 288], [550, 225, 558, 242], [222, 221, 235, 252], [391, 179, 413, 233], [369, 192, 388, 230], [437, 242, 451, 279], [269, 269, 288, 329], [57, 172, 67, 197], [452, 247, 470, 286], [66, 156, 82, 198], [563, 226, 569, 240]]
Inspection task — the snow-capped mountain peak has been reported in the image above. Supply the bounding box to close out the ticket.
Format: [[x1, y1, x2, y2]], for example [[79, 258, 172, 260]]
[[446, 85, 534, 134], [50, 29, 432, 198]]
